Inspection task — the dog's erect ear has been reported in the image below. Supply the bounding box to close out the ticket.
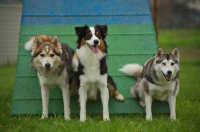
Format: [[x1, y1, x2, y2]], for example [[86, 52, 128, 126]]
[[75, 25, 89, 36], [51, 36, 60, 44], [96, 24, 107, 34], [171, 48, 180, 61], [34, 36, 43, 47], [155, 48, 164, 58], [95, 24, 108, 36], [51, 36, 62, 54]]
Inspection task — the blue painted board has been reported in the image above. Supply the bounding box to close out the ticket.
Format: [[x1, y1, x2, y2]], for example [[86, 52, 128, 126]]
[[21, 0, 153, 25]]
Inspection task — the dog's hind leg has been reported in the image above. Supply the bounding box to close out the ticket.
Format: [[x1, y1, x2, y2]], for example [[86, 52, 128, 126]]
[[41, 86, 50, 119], [107, 75, 124, 101], [108, 83, 124, 101], [113, 91, 124, 101]]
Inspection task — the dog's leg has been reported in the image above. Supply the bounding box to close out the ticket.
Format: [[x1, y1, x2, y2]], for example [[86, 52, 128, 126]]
[[168, 95, 176, 120], [41, 86, 50, 119], [61, 84, 71, 120], [145, 93, 152, 120], [100, 85, 110, 121], [79, 86, 87, 122]]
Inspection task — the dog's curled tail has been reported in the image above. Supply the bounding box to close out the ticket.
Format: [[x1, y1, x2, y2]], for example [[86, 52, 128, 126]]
[[24, 36, 36, 52], [119, 64, 143, 78], [24, 40, 34, 51]]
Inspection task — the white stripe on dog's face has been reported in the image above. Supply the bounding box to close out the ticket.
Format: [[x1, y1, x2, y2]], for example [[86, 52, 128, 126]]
[[45, 45, 49, 53], [86, 27, 100, 46]]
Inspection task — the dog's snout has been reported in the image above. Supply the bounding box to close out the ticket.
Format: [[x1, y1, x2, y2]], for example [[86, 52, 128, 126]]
[[167, 70, 172, 75], [45, 63, 50, 68], [93, 40, 99, 45]]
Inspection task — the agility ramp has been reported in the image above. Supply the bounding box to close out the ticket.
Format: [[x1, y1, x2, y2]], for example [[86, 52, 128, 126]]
[[12, 0, 169, 115]]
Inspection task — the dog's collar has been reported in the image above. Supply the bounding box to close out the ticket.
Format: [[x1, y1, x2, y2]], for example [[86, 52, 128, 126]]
[[144, 75, 160, 85]]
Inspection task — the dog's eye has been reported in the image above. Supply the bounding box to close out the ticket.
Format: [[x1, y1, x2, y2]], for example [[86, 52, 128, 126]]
[[85, 34, 92, 39], [50, 54, 54, 57], [162, 63, 166, 66], [95, 33, 101, 39], [40, 54, 45, 57], [171, 63, 174, 66]]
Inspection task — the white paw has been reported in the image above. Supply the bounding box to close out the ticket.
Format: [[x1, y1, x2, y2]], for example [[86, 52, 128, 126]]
[[64, 114, 71, 120], [41, 114, 48, 119], [170, 116, 176, 121], [103, 114, 110, 121], [139, 101, 146, 107], [80, 114, 86, 122], [103, 117, 110, 121], [115, 94, 124, 101], [146, 114, 152, 121], [146, 117, 152, 121]]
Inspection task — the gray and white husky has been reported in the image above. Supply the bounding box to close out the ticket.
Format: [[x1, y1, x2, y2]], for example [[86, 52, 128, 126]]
[[120, 48, 180, 120]]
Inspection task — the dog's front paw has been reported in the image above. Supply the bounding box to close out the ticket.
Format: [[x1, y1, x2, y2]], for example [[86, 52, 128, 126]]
[[80, 114, 86, 122], [41, 114, 48, 119], [64, 114, 71, 120], [103, 113, 110, 121], [103, 116, 110, 121], [146, 117, 152, 121], [146, 114, 152, 121], [170, 116, 176, 121]]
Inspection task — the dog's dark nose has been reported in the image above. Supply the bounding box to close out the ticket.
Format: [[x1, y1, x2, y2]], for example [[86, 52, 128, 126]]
[[45, 63, 50, 68], [167, 70, 172, 75], [93, 40, 99, 45]]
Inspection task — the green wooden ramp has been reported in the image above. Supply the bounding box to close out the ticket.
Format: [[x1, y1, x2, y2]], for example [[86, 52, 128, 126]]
[[12, 0, 169, 115]]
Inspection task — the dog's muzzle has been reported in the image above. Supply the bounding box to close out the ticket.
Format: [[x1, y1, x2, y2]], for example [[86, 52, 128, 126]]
[[162, 70, 172, 81], [44, 63, 51, 74], [87, 40, 99, 54]]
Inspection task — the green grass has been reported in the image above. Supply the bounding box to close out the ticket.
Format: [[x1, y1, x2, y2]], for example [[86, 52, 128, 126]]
[[158, 29, 200, 61], [1, 29, 200, 131]]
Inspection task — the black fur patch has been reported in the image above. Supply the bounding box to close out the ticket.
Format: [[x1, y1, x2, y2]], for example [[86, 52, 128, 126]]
[[100, 56, 108, 75], [107, 75, 117, 90], [173, 80, 178, 96], [144, 80, 149, 95]]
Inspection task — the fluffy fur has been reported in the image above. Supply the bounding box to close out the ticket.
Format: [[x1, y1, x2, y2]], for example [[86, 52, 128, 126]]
[[25, 35, 77, 120], [70, 25, 124, 122], [120, 48, 180, 120]]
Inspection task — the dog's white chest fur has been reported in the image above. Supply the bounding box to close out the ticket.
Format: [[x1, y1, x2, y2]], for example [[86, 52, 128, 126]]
[[77, 45, 107, 99], [148, 82, 176, 101], [37, 70, 67, 88]]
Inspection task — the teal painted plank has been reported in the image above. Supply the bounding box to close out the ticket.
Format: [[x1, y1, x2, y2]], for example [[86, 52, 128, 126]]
[[18, 35, 157, 55], [15, 55, 153, 77], [13, 76, 135, 100], [19, 24, 155, 35]]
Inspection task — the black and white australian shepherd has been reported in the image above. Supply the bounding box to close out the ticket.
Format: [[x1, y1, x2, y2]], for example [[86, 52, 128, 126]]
[[70, 25, 124, 122], [25, 35, 77, 120]]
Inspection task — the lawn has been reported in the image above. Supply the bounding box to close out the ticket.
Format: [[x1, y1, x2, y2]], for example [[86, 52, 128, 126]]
[[0, 29, 200, 131]]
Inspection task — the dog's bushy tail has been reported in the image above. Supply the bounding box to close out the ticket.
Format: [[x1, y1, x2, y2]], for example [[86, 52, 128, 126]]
[[119, 64, 143, 78], [24, 37, 35, 51]]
